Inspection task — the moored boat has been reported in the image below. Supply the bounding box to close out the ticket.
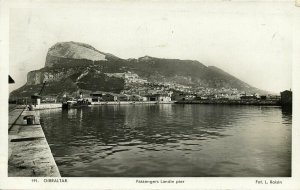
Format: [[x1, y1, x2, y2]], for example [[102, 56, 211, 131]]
[[62, 99, 91, 109]]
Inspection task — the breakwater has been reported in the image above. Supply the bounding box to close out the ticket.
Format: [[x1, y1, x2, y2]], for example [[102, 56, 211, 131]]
[[91, 101, 175, 105], [32, 103, 62, 110], [175, 99, 280, 106], [8, 105, 60, 177]]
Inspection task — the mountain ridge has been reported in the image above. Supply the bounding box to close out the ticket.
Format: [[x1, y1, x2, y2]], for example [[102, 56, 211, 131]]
[[10, 41, 267, 99]]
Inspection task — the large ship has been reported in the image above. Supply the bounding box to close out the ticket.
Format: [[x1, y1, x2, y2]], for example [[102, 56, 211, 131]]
[[62, 92, 91, 109]]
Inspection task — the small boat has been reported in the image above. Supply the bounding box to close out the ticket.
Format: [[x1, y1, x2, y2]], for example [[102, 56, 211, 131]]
[[62, 100, 76, 109], [62, 99, 91, 109]]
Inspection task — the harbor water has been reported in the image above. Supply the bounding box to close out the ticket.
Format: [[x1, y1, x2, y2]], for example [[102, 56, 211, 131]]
[[39, 104, 292, 177]]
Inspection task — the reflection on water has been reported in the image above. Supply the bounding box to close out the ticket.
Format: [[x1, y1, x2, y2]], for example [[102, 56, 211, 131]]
[[39, 104, 291, 177], [281, 106, 292, 125]]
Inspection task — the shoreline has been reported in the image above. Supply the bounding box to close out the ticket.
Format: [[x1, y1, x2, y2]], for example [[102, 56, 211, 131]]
[[9, 98, 289, 112], [175, 99, 282, 106], [90, 101, 175, 105]]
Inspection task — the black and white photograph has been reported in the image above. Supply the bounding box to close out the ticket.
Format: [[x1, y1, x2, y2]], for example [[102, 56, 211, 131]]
[[1, 0, 300, 189]]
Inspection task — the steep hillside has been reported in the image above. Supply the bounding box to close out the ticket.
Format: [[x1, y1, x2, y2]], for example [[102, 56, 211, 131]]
[[10, 41, 265, 99]]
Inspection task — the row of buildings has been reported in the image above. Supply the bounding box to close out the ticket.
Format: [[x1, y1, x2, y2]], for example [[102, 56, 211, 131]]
[[11, 89, 292, 106], [89, 91, 172, 103], [88, 91, 283, 103]]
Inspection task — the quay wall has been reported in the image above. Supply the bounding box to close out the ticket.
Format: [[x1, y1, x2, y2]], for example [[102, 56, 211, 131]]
[[91, 101, 175, 105], [16, 99, 281, 109], [33, 103, 62, 110], [175, 99, 281, 106], [8, 106, 60, 177]]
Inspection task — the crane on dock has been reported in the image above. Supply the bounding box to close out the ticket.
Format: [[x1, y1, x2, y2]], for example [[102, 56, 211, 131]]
[[31, 81, 47, 106]]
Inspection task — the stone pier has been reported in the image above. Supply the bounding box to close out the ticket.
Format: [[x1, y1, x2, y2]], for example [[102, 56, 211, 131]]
[[8, 105, 60, 177]]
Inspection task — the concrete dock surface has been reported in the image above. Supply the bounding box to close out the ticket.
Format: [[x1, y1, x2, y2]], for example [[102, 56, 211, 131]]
[[8, 105, 60, 177], [8, 105, 26, 130], [33, 103, 62, 110]]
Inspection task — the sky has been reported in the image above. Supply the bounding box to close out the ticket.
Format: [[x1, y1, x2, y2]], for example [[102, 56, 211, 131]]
[[8, 1, 293, 93]]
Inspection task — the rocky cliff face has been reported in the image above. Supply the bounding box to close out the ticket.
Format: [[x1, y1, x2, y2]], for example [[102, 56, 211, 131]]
[[10, 41, 264, 98], [45, 41, 119, 67], [27, 68, 76, 85]]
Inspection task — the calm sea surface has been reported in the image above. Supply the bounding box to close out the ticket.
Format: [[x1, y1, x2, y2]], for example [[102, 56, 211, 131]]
[[38, 104, 292, 177]]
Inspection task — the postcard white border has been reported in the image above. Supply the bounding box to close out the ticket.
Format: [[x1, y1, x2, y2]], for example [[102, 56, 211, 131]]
[[1, 0, 300, 189]]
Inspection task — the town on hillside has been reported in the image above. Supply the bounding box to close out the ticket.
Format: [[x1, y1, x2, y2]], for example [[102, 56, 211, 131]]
[[9, 72, 292, 107]]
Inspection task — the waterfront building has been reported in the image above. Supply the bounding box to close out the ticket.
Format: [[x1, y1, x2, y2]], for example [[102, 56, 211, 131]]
[[117, 94, 130, 101], [31, 94, 41, 105], [207, 94, 217, 100], [199, 96, 208, 100], [146, 93, 172, 102], [267, 94, 281, 101], [171, 92, 186, 101], [184, 94, 196, 100], [227, 94, 241, 100], [254, 93, 260, 99], [90, 91, 105, 102], [280, 90, 292, 105], [103, 93, 118, 101], [90, 91, 130, 102], [260, 95, 267, 100], [129, 94, 147, 101], [240, 95, 257, 100], [42, 95, 57, 103]]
